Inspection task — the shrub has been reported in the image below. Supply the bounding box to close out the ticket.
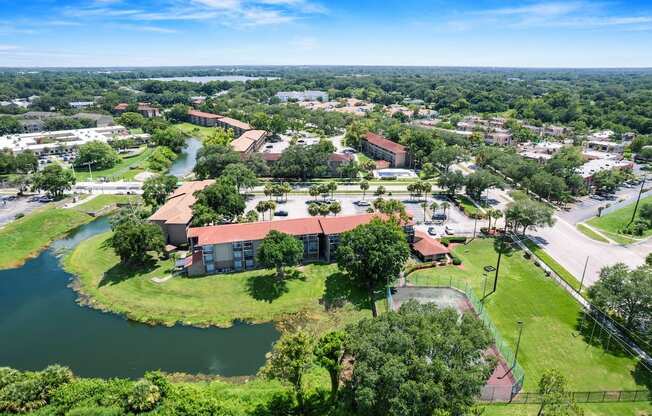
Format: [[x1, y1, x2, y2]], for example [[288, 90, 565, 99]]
[[127, 380, 161, 413], [451, 255, 462, 266], [66, 406, 123, 416], [144, 371, 171, 398], [0, 377, 46, 413], [0, 368, 22, 390], [14, 213, 24, 220], [623, 219, 649, 236], [440, 236, 467, 246]]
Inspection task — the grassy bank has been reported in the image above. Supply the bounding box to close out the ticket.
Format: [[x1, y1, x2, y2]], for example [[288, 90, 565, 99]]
[[483, 402, 652, 416], [577, 223, 611, 243], [74, 147, 153, 181], [0, 195, 136, 270], [175, 122, 216, 141], [521, 238, 582, 291], [587, 195, 652, 244], [64, 232, 370, 329], [407, 239, 648, 391]]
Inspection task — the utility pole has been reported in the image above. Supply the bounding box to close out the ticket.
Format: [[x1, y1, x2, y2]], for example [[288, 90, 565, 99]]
[[628, 176, 647, 226], [579, 256, 589, 293]]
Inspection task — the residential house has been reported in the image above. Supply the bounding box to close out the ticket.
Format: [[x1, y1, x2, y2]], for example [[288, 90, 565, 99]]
[[113, 103, 129, 114], [412, 230, 450, 262], [361, 132, 409, 168], [148, 180, 215, 246], [136, 102, 160, 118]]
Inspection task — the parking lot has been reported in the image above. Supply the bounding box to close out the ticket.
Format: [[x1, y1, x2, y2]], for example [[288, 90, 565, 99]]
[[244, 193, 478, 237], [0, 195, 47, 227], [258, 132, 348, 155]]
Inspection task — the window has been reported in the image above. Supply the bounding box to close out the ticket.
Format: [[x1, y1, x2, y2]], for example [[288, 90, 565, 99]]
[[234, 260, 243, 271], [206, 263, 215, 273], [203, 245, 214, 254]]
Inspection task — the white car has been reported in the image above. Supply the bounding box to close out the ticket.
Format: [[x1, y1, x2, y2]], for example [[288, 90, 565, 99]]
[[444, 225, 455, 235]]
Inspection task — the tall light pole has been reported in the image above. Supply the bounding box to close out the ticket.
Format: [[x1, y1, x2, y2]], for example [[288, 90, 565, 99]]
[[481, 272, 489, 310], [628, 175, 647, 226], [493, 233, 504, 294], [579, 256, 589, 293]]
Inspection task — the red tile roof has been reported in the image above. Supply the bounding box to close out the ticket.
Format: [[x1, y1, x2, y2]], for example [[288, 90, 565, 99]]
[[318, 213, 382, 235], [364, 132, 406, 154], [412, 230, 450, 257], [328, 153, 353, 162], [375, 160, 391, 169], [114, 103, 128, 110], [219, 116, 252, 131], [188, 213, 413, 246], [261, 152, 282, 161], [188, 109, 222, 119], [149, 180, 214, 225], [188, 217, 323, 246]]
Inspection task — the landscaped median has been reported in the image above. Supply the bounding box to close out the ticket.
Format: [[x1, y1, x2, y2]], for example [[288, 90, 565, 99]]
[[0, 195, 137, 270], [586, 195, 652, 245], [63, 232, 369, 329]]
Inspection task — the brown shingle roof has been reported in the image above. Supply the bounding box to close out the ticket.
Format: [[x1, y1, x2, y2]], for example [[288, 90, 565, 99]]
[[149, 180, 214, 225], [364, 132, 406, 154], [219, 116, 252, 131], [189, 217, 323, 246]]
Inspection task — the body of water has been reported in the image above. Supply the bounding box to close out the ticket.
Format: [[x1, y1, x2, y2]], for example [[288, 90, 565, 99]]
[[0, 217, 278, 379], [145, 76, 277, 83], [169, 137, 202, 178]]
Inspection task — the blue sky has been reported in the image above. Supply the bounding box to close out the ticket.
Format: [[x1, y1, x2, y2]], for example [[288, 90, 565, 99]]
[[1, 0, 652, 67]]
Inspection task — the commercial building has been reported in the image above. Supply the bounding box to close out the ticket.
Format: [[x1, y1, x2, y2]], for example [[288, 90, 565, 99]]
[[361, 132, 409, 168], [0, 125, 146, 156], [149, 180, 215, 246], [136, 102, 160, 118], [276, 90, 329, 102], [186, 213, 417, 275], [579, 159, 633, 185], [69, 101, 94, 109]]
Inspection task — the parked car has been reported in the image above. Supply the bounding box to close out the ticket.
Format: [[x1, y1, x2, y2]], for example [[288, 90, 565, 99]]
[[432, 213, 447, 224], [38, 196, 53, 203], [427, 227, 437, 236], [354, 200, 370, 206], [274, 210, 288, 216], [444, 225, 455, 235]]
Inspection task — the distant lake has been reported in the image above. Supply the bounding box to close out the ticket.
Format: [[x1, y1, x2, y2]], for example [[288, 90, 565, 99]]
[[144, 76, 278, 83]]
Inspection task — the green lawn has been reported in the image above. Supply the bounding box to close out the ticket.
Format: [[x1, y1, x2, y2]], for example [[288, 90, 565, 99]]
[[64, 232, 370, 329], [577, 223, 611, 243], [483, 402, 652, 416], [408, 239, 649, 391], [72, 194, 139, 213], [74, 147, 153, 181], [175, 122, 216, 141], [455, 194, 485, 217], [587, 195, 652, 244], [0, 195, 135, 270]]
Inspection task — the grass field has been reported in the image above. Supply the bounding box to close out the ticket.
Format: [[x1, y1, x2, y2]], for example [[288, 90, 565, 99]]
[[455, 194, 485, 217], [74, 147, 153, 181], [577, 223, 611, 243], [483, 402, 652, 416], [64, 232, 370, 329], [407, 239, 649, 391], [587, 195, 652, 245], [0, 195, 135, 270], [175, 122, 216, 141]]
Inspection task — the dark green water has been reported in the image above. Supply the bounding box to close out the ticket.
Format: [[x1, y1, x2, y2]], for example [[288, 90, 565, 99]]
[[0, 217, 279, 378], [169, 137, 202, 178]]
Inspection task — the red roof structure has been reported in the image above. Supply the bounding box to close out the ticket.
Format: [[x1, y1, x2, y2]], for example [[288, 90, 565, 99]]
[[412, 230, 450, 257], [364, 132, 406, 154], [188, 109, 222, 119]]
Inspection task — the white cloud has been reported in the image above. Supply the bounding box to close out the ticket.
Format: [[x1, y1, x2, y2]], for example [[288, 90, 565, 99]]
[[290, 36, 317, 50], [0, 44, 19, 51], [113, 23, 178, 33]]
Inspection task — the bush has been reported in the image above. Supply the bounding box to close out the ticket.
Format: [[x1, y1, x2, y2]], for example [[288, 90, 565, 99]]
[[622, 219, 649, 236], [127, 379, 161, 413], [0, 368, 22, 390], [14, 213, 24, 220], [0, 366, 73, 414], [451, 255, 462, 266], [66, 406, 123, 416], [144, 371, 171, 398], [440, 236, 467, 246]]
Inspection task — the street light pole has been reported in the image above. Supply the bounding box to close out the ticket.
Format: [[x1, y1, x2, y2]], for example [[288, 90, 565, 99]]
[[493, 234, 504, 294], [481, 272, 488, 310], [628, 175, 647, 226], [579, 256, 589, 293]]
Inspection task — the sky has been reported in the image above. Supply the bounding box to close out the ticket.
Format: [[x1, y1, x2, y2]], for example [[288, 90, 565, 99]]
[[1, 0, 652, 68]]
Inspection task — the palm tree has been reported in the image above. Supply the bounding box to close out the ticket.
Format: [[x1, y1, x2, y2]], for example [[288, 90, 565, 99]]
[[319, 203, 331, 217], [267, 201, 277, 221], [430, 201, 439, 218], [309, 185, 320, 201], [307, 203, 320, 217], [264, 183, 273, 200], [421, 181, 432, 202], [281, 182, 292, 202], [420, 201, 428, 223], [440, 201, 451, 218], [256, 200, 268, 221], [327, 181, 338, 200], [491, 209, 503, 231], [329, 201, 342, 216], [360, 180, 369, 200]]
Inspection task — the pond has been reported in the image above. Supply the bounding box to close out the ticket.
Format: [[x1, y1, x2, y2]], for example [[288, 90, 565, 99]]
[[0, 217, 279, 379], [168, 137, 202, 178]]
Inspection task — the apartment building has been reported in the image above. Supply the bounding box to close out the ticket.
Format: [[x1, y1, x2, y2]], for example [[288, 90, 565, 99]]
[[149, 180, 215, 246], [187, 109, 252, 137], [186, 213, 418, 276], [276, 90, 329, 102], [361, 132, 409, 168], [231, 130, 268, 155]]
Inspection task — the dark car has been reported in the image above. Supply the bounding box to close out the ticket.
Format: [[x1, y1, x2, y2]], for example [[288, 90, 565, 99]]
[[274, 210, 289, 216], [427, 227, 437, 236], [432, 213, 447, 224]]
